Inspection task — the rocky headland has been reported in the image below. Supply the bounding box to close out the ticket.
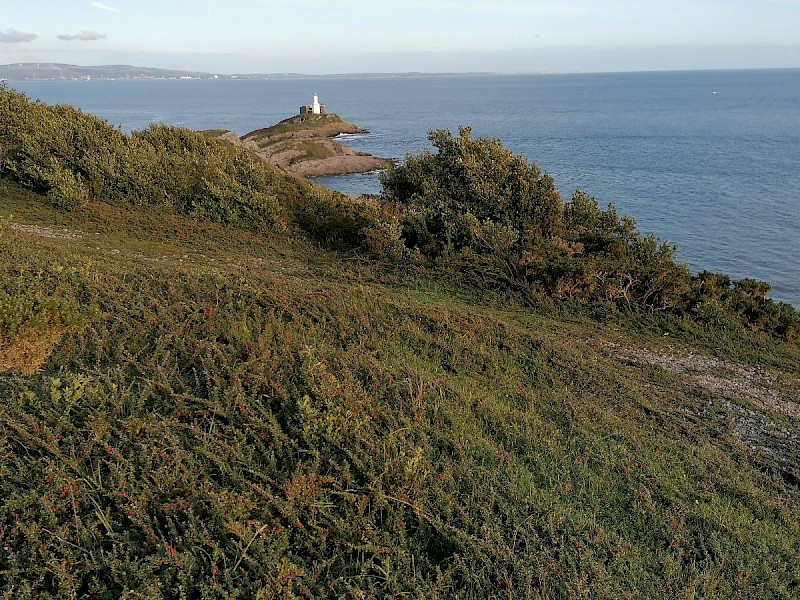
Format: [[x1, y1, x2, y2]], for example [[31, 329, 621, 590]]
[[213, 114, 394, 177]]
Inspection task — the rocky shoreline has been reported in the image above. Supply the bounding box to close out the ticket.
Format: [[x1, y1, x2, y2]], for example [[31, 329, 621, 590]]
[[284, 153, 393, 177], [214, 114, 394, 178]]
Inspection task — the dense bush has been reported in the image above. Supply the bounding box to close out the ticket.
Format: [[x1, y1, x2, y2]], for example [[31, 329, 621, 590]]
[[0, 87, 290, 231], [684, 271, 800, 342], [380, 128, 799, 341], [380, 129, 695, 311], [287, 188, 382, 251], [381, 127, 563, 256]]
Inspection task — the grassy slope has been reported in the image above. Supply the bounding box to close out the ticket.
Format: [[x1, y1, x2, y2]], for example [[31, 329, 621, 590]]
[[1, 180, 799, 598], [242, 115, 348, 142]]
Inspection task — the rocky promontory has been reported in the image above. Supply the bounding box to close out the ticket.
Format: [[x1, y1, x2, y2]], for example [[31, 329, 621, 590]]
[[224, 114, 394, 177]]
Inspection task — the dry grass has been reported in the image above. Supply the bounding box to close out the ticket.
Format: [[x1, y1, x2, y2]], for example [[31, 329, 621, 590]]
[[0, 326, 66, 375]]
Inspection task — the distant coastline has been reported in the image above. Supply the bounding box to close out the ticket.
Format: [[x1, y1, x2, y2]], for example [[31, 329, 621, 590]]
[[0, 62, 510, 82], [12, 62, 798, 82], [3, 62, 799, 83]]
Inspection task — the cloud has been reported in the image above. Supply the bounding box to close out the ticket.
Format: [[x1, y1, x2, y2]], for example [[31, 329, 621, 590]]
[[91, 2, 122, 12], [0, 29, 39, 43], [58, 30, 107, 41]]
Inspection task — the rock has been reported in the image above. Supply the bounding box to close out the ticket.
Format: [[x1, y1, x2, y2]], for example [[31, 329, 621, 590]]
[[287, 155, 394, 177]]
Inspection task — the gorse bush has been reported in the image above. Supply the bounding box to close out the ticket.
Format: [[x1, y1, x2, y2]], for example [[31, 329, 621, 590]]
[[0, 87, 291, 231], [382, 128, 689, 309], [380, 128, 800, 341], [684, 271, 800, 342], [381, 127, 563, 256], [381, 128, 692, 309], [531, 191, 692, 311]]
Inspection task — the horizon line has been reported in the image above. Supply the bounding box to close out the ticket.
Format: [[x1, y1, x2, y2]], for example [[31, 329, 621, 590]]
[[3, 62, 800, 80]]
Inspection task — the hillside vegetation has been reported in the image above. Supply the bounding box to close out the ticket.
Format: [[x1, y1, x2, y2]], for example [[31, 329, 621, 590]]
[[1, 87, 799, 598]]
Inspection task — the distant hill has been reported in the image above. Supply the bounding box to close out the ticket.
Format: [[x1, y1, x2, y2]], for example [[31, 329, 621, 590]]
[[0, 62, 252, 81], [0, 62, 494, 81]]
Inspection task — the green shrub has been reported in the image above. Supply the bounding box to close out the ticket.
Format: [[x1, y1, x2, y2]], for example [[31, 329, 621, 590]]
[[379, 133, 798, 341], [381, 127, 563, 257], [289, 189, 381, 249], [362, 217, 407, 261], [685, 271, 800, 341], [42, 158, 89, 209], [0, 88, 295, 231]]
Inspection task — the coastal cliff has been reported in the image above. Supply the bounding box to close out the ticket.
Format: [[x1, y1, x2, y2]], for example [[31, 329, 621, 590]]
[[230, 113, 394, 177]]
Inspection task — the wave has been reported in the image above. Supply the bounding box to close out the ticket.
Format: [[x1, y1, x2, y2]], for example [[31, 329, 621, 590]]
[[333, 133, 367, 140]]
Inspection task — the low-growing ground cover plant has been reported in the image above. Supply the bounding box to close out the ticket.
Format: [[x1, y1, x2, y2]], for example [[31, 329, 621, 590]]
[[0, 91, 798, 598]]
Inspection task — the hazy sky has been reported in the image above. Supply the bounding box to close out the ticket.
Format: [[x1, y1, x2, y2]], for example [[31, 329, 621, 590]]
[[1, 0, 799, 73]]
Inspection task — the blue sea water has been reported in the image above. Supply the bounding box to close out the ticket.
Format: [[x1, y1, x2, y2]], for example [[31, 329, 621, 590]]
[[11, 70, 800, 306]]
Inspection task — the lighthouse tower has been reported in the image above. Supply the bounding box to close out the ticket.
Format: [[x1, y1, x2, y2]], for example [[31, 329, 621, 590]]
[[299, 95, 327, 116]]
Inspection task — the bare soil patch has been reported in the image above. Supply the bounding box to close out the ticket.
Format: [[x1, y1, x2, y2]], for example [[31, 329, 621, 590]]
[[9, 223, 83, 239], [607, 341, 800, 483]]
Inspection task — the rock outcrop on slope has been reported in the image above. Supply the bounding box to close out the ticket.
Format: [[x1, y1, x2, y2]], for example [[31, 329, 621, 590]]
[[232, 114, 394, 177]]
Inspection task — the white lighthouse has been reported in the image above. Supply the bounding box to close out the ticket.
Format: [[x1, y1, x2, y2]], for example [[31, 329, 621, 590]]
[[300, 94, 327, 116]]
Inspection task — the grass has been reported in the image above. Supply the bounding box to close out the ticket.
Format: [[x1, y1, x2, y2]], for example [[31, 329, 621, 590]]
[[243, 115, 346, 142], [1, 180, 798, 598], [289, 142, 337, 163]]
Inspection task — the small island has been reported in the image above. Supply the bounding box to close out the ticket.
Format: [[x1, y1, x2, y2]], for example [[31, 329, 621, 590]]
[[214, 95, 394, 177]]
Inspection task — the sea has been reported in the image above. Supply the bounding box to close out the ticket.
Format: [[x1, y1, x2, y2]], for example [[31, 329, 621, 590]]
[[10, 69, 800, 306]]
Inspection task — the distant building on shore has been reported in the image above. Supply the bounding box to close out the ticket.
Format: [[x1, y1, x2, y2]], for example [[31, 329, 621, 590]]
[[300, 94, 326, 116]]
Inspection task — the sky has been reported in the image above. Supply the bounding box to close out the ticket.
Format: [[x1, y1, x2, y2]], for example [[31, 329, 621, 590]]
[[1, 0, 799, 74]]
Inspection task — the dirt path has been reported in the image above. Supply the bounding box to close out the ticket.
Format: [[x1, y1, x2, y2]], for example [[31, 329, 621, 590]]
[[607, 341, 800, 483]]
